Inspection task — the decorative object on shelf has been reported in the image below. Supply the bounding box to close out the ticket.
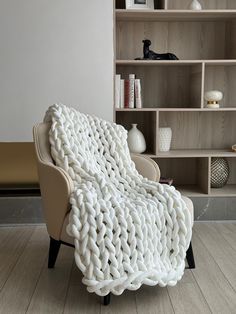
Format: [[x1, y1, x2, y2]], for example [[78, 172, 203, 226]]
[[232, 144, 236, 152], [188, 0, 202, 10], [135, 39, 179, 61], [204, 90, 223, 109], [127, 124, 146, 153], [125, 0, 154, 10], [160, 177, 174, 185], [159, 127, 172, 152], [211, 157, 229, 188]]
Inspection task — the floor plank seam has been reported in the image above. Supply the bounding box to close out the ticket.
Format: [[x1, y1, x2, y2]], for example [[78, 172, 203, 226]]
[[0, 227, 35, 294], [193, 230, 236, 295], [166, 286, 176, 314], [25, 250, 48, 313], [62, 260, 77, 314], [189, 269, 213, 314]]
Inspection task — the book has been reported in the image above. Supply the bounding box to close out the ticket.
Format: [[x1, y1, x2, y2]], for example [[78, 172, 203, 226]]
[[135, 79, 142, 108], [124, 79, 130, 108], [160, 177, 174, 185], [120, 79, 125, 109], [129, 74, 135, 108], [115, 74, 121, 108]]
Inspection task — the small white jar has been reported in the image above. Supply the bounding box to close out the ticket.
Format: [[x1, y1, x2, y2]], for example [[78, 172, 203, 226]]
[[159, 127, 172, 152]]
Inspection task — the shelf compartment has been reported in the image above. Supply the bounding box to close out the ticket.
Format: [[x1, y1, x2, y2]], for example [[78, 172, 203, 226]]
[[209, 157, 236, 196], [159, 111, 236, 150], [116, 64, 202, 108], [116, 20, 236, 60], [155, 157, 209, 195], [167, 0, 236, 10], [116, 110, 157, 155], [204, 64, 236, 108]]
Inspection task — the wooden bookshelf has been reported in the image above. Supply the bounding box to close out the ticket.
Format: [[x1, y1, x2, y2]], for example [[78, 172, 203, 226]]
[[114, 0, 236, 197]]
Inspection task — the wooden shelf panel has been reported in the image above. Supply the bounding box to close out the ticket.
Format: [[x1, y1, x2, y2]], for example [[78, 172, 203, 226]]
[[116, 60, 236, 66], [157, 149, 236, 158], [115, 108, 236, 112], [210, 185, 236, 197], [116, 9, 236, 21], [177, 185, 208, 197]]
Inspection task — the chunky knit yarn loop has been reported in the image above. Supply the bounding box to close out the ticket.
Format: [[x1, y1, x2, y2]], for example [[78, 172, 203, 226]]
[[45, 104, 192, 296]]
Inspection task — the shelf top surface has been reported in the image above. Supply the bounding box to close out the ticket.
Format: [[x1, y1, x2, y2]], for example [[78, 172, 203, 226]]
[[156, 149, 236, 158], [115, 107, 236, 112], [116, 60, 236, 66], [116, 9, 236, 21]]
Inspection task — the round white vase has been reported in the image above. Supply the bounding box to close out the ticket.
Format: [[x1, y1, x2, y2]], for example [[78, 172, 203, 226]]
[[188, 0, 202, 10], [159, 127, 172, 152], [127, 124, 146, 153]]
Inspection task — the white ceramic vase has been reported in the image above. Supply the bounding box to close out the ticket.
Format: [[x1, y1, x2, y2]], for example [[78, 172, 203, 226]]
[[159, 127, 172, 152], [127, 124, 146, 153], [188, 0, 202, 10]]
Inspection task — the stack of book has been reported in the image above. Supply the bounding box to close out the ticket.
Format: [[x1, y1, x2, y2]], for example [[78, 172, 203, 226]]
[[115, 74, 142, 109]]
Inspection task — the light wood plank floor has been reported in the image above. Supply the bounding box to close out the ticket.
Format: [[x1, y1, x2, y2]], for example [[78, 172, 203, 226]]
[[0, 223, 236, 314]]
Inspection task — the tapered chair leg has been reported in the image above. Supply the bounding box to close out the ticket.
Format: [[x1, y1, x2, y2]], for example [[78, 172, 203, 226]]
[[48, 237, 61, 268], [186, 242, 195, 269], [103, 293, 111, 305]]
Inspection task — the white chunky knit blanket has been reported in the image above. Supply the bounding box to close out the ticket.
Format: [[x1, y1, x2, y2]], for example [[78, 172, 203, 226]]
[[45, 104, 192, 296]]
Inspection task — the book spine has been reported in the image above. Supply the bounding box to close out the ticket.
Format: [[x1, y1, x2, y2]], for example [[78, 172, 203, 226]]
[[124, 79, 130, 108], [135, 79, 142, 108], [129, 74, 135, 108], [115, 74, 121, 109], [120, 79, 125, 109]]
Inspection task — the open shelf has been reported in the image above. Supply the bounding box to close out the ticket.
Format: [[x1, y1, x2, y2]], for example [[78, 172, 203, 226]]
[[209, 157, 236, 196], [116, 19, 236, 60], [114, 1, 236, 199], [116, 110, 157, 155], [155, 157, 209, 195], [167, 0, 236, 10], [117, 64, 202, 108], [159, 111, 236, 150], [204, 64, 236, 108]]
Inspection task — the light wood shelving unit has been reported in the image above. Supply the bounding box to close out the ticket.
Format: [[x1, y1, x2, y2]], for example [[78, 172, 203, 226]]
[[114, 0, 236, 197]]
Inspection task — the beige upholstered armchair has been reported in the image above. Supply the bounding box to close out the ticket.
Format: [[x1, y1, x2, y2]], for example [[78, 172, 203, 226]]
[[33, 122, 195, 305]]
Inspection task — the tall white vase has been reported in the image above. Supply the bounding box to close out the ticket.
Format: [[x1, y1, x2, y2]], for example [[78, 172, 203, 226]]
[[188, 0, 202, 10], [159, 127, 172, 152], [127, 124, 146, 153]]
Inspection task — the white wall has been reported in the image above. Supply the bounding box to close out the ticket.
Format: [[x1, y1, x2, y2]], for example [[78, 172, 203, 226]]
[[0, 0, 114, 141]]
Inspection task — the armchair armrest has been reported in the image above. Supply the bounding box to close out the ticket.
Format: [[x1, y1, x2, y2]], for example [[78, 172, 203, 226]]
[[131, 154, 160, 182]]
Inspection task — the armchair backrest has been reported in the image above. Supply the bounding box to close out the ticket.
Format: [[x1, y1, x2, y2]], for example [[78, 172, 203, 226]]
[[33, 123, 74, 240]]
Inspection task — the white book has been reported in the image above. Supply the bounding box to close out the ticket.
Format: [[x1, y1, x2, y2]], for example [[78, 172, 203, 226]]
[[128, 74, 135, 108], [115, 74, 121, 108], [135, 79, 142, 108], [120, 79, 125, 108]]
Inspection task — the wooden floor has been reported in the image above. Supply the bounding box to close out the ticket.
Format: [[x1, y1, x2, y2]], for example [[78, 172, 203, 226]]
[[0, 223, 236, 314]]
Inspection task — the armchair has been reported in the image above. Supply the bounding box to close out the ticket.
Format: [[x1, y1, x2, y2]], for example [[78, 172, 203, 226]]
[[33, 122, 195, 305]]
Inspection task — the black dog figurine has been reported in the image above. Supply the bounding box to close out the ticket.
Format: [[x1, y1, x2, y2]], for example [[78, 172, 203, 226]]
[[135, 39, 179, 60]]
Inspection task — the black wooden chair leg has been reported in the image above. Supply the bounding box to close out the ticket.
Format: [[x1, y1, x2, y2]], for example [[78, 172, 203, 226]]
[[186, 242, 195, 269], [48, 237, 61, 268], [103, 293, 111, 305]]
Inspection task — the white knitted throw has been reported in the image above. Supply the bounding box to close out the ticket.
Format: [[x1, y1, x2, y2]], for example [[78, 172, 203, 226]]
[[45, 104, 192, 296]]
